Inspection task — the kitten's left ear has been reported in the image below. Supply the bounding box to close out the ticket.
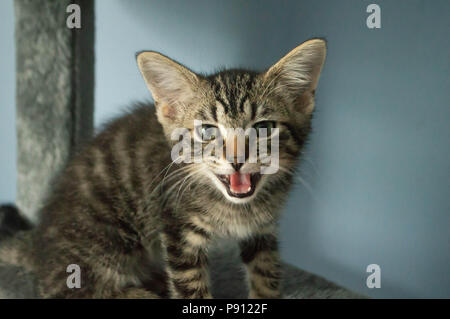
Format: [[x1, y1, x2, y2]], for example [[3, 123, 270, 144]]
[[263, 39, 327, 113], [136, 51, 200, 122]]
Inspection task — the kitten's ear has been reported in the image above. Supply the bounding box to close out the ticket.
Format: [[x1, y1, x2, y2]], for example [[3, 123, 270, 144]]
[[263, 39, 327, 113], [136, 51, 200, 121]]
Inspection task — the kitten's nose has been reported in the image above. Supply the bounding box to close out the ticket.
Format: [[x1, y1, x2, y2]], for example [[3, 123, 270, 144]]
[[231, 162, 243, 172]]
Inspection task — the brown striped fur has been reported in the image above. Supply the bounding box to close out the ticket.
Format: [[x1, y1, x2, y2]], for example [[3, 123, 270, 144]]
[[22, 39, 326, 298]]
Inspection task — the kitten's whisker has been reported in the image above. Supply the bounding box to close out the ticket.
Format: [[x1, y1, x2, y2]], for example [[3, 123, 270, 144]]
[[278, 166, 320, 203], [145, 155, 185, 193], [260, 71, 284, 100], [162, 166, 201, 200], [175, 175, 201, 211], [147, 164, 192, 199], [263, 82, 295, 99], [160, 157, 187, 191], [173, 168, 201, 201], [302, 156, 320, 177]]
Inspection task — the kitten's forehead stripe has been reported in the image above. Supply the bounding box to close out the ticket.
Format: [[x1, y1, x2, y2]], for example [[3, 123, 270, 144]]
[[209, 70, 257, 120], [258, 106, 273, 119], [210, 105, 217, 122], [251, 102, 257, 120], [238, 93, 249, 113], [212, 77, 230, 114], [196, 109, 209, 121], [216, 96, 229, 115]]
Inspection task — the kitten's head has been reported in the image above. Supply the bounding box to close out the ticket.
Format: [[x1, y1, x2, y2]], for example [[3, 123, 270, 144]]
[[137, 39, 326, 204]]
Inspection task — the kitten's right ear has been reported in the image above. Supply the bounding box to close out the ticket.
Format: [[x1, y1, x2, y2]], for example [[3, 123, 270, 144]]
[[136, 51, 200, 121], [263, 39, 327, 114]]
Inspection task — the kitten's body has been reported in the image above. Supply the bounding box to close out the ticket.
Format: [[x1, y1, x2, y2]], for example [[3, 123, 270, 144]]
[[32, 102, 288, 298], [3, 39, 326, 298]]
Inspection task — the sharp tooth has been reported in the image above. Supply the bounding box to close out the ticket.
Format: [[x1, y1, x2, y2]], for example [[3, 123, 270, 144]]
[[247, 187, 251, 192]]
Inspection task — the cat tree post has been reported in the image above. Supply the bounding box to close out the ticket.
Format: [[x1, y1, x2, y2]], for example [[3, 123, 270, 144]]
[[14, 0, 94, 223]]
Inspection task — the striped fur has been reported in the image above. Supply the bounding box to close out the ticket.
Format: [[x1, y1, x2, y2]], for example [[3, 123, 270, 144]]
[[25, 39, 326, 298]]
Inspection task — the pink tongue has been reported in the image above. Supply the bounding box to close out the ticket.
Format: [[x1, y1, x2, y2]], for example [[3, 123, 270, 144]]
[[229, 172, 251, 194]]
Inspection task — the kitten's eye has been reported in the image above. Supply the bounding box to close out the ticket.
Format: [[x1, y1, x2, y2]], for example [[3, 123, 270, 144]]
[[253, 121, 276, 137], [196, 124, 220, 142]]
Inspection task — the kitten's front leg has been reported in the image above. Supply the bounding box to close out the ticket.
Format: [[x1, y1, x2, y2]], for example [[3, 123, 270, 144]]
[[239, 233, 282, 299], [161, 222, 212, 299]]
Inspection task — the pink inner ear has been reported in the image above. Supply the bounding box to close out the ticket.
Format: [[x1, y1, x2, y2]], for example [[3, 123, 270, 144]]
[[161, 104, 176, 119]]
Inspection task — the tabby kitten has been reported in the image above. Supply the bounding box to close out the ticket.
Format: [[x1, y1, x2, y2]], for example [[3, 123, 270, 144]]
[[31, 38, 326, 298]]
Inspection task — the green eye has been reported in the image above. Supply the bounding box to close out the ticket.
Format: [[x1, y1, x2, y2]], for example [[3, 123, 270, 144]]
[[253, 121, 276, 136], [197, 124, 220, 142]]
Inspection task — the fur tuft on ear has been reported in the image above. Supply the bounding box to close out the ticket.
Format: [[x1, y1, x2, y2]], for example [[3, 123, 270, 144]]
[[136, 51, 200, 122], [263, 39, 327, 112]]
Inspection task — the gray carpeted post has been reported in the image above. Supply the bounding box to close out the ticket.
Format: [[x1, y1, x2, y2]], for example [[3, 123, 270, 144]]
[[14, 0, 94, 223]]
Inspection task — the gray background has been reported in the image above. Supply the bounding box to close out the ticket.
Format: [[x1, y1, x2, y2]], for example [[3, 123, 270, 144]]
[[1, 0, 449, 298]]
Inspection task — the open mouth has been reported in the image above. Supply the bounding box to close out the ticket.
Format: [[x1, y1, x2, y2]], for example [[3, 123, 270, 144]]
[[216, 172, 262, 198]]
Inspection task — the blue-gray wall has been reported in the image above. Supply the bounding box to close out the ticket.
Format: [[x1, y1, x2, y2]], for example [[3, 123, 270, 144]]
[[0, 0, 16, 204], [1, 0, 449, 298]]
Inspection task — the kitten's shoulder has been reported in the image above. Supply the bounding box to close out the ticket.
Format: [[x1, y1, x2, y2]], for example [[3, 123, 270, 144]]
[[98, 102, 159, 134], [66, 101, 166, 175], [82, 101, 163, 149]]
